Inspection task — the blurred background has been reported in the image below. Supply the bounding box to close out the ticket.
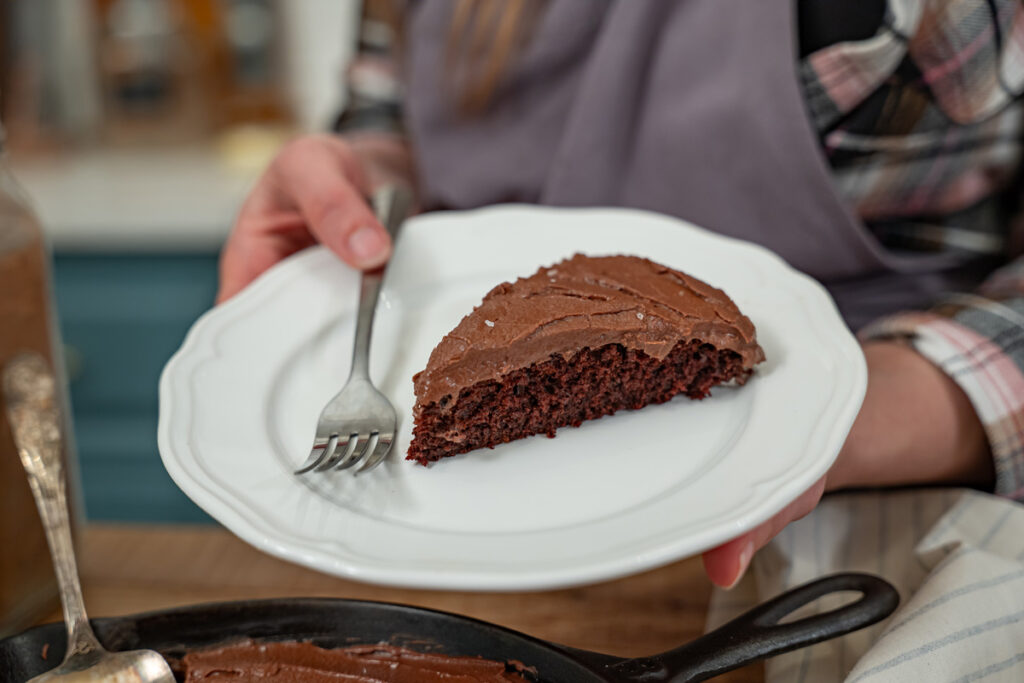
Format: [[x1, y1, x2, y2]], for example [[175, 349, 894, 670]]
[[1, 0, 361, 523]]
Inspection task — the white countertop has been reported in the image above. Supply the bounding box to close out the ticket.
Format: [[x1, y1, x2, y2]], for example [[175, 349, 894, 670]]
[[11, 146, 264, 252]]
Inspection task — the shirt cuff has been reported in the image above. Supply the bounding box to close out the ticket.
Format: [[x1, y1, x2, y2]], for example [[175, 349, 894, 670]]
[[860, 312, 1024, 500]]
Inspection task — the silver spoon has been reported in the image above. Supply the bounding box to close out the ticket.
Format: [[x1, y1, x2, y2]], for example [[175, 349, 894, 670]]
[[3, 352, 175, 683]]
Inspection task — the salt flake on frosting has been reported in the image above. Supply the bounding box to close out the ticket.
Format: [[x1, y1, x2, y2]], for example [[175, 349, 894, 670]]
[[485, 319, 495, 327]]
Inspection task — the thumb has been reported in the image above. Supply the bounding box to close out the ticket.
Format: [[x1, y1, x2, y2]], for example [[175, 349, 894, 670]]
[[272, 138, 392, 270], [703, 533, 756, 590], [702, 475, 828, 588]]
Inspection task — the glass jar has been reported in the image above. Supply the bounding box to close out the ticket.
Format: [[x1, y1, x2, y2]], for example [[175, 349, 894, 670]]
[[0, 124, 72, 636]]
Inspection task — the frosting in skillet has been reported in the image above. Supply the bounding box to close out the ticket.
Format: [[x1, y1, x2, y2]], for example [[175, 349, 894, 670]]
[[182, 640, 530, 682]]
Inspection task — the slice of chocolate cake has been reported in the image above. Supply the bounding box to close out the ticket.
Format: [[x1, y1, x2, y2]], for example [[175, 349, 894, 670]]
[[407, 254, 765, 465]]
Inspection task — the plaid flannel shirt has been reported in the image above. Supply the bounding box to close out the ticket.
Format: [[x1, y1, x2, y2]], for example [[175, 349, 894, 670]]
[[341, 0, 1024, 499], [809, 0, 1024, 500]]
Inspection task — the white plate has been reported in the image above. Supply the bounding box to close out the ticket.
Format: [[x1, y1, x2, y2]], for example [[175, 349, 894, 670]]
[[159, 205, 865, 591]]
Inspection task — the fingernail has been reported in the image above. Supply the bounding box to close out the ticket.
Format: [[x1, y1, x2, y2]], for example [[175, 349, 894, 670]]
[[724, 540, 755, 590], [348, 226, 387, 266]]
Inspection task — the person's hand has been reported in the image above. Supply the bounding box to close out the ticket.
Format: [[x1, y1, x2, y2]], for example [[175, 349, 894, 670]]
[[217, 134, 395, 303], [702, 340, 994, 588]]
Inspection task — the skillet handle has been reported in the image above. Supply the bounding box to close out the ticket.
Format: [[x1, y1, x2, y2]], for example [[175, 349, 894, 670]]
[[606, 572, 898, 683]]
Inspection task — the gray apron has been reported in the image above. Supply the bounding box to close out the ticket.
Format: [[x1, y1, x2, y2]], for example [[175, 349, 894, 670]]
[[405, 0, 987, 329]]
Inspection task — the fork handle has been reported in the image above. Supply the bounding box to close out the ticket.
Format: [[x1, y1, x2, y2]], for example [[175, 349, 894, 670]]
[[350, 185, 413, 379], [3, 353, 103, 661]]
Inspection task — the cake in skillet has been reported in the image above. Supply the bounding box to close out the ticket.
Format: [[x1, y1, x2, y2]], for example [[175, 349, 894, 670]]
[[181, 640, 530, 681], [407, 254, 765, 465]]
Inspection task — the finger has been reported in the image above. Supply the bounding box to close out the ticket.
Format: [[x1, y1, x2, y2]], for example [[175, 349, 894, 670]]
[[272, 137, 391, 270], [702, 531, 756, 590], [702, 475, 827, 588], [217, 211, 314, 303]]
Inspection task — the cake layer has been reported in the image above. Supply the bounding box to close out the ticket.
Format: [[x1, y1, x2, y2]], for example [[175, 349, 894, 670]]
[[407, 340, 748, 464]]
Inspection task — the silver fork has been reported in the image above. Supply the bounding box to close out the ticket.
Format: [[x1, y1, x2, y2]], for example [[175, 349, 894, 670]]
[[295, 184, 412, 475]]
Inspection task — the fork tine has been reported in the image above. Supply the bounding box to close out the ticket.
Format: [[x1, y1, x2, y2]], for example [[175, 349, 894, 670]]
[[355, 432, 393, 474], [334, 432, 373, 471], [295, 434, 337, 474], [314, 433, 353, 472], [294, 450, 321, 475]]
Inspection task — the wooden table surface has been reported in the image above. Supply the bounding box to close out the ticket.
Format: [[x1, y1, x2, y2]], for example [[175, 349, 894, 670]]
[[38, 524, 762, 682]]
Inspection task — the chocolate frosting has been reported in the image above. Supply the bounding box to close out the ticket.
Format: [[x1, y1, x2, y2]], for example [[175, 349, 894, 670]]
[[182, 640, 529, 682], [413, 254, 764, 408]]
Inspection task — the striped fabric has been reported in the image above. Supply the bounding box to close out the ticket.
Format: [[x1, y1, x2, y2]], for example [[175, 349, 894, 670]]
[[337, 1, 1024, 501], [707, 489, 1024, 682]]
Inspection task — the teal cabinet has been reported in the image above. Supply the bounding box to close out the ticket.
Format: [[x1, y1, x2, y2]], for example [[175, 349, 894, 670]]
[[53, 253, 219, 523]]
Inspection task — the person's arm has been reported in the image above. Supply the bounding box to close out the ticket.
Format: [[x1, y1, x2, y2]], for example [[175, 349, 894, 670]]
[[857, 274, 1024, 498], [217, 1, 413, 303], [702, 258, 1024, 587], [827, 341, 993, 491]]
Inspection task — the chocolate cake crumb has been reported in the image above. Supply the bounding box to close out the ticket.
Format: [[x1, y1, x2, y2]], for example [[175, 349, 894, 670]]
[[408, 254, 764, 464], [409, 340, 747, 464]]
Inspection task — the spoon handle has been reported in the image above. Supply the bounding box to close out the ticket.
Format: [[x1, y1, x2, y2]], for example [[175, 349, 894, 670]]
[[3, 352, 101, 660]]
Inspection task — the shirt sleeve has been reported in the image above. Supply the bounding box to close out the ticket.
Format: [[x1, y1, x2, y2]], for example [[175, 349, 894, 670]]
[[860, 259, 1024, 500], [333, 0, 405, 136]]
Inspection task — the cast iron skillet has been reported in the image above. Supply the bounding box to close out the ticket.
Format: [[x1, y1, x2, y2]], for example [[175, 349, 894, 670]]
[[1, 572, 896, 682]]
